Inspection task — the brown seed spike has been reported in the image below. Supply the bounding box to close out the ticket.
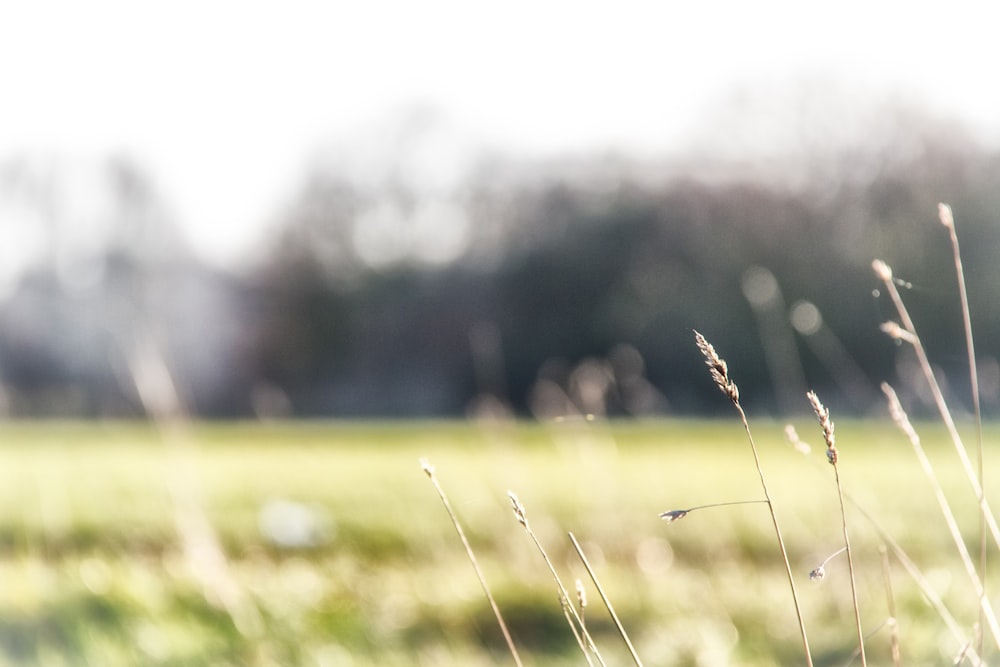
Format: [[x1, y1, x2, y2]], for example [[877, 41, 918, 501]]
[[807, 390, 837, 465], [694, 330, 740, 404]]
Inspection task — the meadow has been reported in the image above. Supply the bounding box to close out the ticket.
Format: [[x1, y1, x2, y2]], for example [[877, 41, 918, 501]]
[[0, 417, 994, 666]]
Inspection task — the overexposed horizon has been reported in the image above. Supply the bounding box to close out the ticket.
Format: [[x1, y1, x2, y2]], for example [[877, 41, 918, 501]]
[[2, 0, 999, 270]]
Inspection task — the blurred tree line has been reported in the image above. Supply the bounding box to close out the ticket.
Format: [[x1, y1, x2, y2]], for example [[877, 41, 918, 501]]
[[1, 96, 999, 419]]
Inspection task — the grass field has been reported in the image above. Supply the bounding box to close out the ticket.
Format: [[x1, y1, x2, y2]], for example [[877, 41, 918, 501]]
[[0, 418, 995, 666]]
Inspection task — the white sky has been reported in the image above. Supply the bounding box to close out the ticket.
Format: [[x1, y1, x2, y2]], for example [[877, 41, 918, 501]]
[[2, 0, 999, 269]]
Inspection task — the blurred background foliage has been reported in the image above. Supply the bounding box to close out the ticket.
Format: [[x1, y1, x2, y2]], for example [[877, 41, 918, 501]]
[[1, 88, 998, 420]]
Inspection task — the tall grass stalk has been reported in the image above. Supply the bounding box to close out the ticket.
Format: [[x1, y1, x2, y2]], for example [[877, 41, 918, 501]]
[[568, 532, 644, 667], [880, 383, 1000, 648], [848, 498, 982, 665], [873, 260, 1000, 552], [693, 330, 813, 667], [124, 330, 264, 648], [807, 390, 865, 666], [508, 491, 605, 666], [939, 201, 988, 659], [420, 460, 524, 667], [879, 546, 902, 667]]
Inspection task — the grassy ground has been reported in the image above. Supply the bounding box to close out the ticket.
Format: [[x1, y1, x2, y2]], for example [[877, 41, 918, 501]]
[[0, 418, 994, 666]]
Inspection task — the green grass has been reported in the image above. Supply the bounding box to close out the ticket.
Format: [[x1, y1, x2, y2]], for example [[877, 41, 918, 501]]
[[0, 418, 994, 666]]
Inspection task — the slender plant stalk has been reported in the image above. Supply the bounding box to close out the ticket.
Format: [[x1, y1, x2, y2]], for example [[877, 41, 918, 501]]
[[880, 384, 1000, 648], [873, 260, 1000, 551], [879, 545, 902, 667], [659, 499, 768, 524], [808, 391, 866, 666], [124, 329, 265, 653], [939, 201, 987, 661], [508, 491, 605, 666], [420, 460, 523, 667], [794, 430, 980, 664], [849, 498, 982, 666], [568, 532, 644, 667], [694, 331, 813, 666], [575, 578, 588, 638]]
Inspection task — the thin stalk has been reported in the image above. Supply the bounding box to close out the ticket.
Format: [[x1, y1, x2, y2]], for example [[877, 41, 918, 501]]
[[808, 391, 865, 666], [873, 260, 1000, 552], [421, 460, 523, 667], [659, 499, 768, 523], [694, 331, 813, 666], [881, 383, 1000, 649], [796, 439, 980, 664], [508, 491, 605, 666], [124, 329, 264, 651], [850, 499, 982, 666], [879, 546, 901, 667], [569, 532, 644, 667], [940, 201, 987, 661], [737, 403, 813, 666]]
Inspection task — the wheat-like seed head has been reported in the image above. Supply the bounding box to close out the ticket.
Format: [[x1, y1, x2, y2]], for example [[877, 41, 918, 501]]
[[694, 330, 740, 404], [507, 490, 528, 527], [807, 390, 837, 464]]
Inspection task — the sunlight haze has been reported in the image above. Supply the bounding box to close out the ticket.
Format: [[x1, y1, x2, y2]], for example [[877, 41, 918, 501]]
[[2, 0, 997, 268]]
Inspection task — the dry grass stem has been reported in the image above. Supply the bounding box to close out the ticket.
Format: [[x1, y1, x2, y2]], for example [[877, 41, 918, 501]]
[[694, 331, 814, 667], [848, 498, 981, 665], [569, 532, 644, 667], [659, 500, 768, 524], [808, 390, 865, 665], [940, 201, 988, 661], [125, 331, 265, 647], [575, 578, 588, 635], [507, 491, 605, 666], [879, 545, 902, 667], [784, 424, 812, 454], [873, 260, 1000, 554], [421, 461, 524, 667], [881, 384, 1000, 650]]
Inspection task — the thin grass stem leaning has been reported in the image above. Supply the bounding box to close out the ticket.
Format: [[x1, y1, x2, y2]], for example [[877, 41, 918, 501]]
[[808, 390, 866, 666], [873, 260, 1000, 553], [569, 532, 644, 667], [421, 460, 524, 667], [694, 330, 814, 667], [880, 384, 1000, 649], [939, 202, 988, 661]]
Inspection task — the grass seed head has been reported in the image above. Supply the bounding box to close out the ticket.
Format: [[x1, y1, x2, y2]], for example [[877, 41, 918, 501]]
[[658, 509, 689, 524], [694, 330, 740, 404], [507, 490, 528, 527], [806, 390, 837, 464]]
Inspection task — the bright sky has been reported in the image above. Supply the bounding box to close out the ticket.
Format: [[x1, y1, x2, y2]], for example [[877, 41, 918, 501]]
[[2, 0, 998, 270]]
